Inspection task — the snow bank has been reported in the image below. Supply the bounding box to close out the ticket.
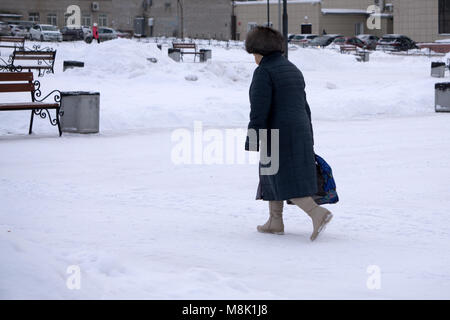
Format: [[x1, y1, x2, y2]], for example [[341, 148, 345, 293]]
[[0, 39, 443, 135]]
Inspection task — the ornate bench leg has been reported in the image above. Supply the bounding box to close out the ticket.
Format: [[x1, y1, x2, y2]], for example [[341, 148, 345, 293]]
[[29, 110, 34, 135], [56, 108, 62, 136]]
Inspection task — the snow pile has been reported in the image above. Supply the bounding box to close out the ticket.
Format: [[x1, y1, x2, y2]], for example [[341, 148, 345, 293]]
[[0, 38, 443, 135], [1, 39, 450, 300]]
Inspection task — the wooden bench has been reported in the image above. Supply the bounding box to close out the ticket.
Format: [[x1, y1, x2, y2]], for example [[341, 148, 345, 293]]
[[0, 36, 25, 50], [340, 44, 358, 54], [10, 50, 57, 76], [172, 42, 201, 62], [0, 72, 62, 136]]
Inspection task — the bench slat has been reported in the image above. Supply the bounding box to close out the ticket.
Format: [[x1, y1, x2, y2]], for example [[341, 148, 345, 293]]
[[0, 102, 59, 111], [0, 36, 25, 41], [13, 56, 55, 60], [12, 66, 53, 70], [0, 72, 33, 81], [0, 45, 24, 48], [14, 51, 55, 56], [0, 83, 34, 93], [0, 40, 25, 43]]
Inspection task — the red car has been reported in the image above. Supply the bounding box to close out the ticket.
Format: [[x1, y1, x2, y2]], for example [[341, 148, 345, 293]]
[[332, 36, 367, 51]]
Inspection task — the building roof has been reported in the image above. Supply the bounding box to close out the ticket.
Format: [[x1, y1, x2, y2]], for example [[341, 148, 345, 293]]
[[0, 13, 23, 18], [321, 8, 368, 15], [235, 0, 321, 5]]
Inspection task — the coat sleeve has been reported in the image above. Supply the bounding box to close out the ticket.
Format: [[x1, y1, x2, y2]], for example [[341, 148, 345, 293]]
[[245, 67, 273, 151], [305, 95, 314, 146]]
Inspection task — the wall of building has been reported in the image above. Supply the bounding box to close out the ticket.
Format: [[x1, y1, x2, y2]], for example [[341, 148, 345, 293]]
[[146, 0, 180, 37], [393, 0, 444, 43], [321, 0, 375, 10], [0, 0, 231, 39], [234, 0, 391, 39], [234, 1, 321, 40], [0, 0, 139, 30], [320, 13, 368, 36], [183, 0, 231, 40]]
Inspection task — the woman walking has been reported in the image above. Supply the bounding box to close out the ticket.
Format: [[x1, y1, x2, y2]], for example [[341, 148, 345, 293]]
[[245, 27, 333, 241]]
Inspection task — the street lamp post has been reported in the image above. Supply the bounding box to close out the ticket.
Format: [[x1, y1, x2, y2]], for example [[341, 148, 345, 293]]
[[283, 0, 288, 58], [177, 0, 184, 39], [267, 0, 270, 27], [278, 0, 281, 31]]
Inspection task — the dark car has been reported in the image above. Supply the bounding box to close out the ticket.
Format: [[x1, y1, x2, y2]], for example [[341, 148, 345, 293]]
[[116, 30, 133, 39], [5, 20, 35, 32], [357, 34, 379, 50], [377, 34, 418, 51], [291, 34, 318, 45], [0, 21, 12, 36], [60, 26, 84, 41], [333, 36, 367, 49], [308, 34, 342, 47]]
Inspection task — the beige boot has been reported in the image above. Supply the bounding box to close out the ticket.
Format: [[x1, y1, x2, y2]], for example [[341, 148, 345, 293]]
[[257, 201, 284, 235], [290, 197, 333, 241]]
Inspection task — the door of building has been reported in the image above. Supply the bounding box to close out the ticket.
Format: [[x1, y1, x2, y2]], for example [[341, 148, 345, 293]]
[[301, 24, 312, 34]]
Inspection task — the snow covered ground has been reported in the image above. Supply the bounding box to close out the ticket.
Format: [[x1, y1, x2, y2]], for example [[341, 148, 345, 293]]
[[1, 39, 450, 299]]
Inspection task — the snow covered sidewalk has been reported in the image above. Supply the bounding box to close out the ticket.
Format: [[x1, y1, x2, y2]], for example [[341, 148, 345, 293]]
[[1, 114, 450, 299]]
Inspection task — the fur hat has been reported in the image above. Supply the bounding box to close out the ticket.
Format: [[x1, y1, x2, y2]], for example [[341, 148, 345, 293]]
[[245, 26, 285, 56]]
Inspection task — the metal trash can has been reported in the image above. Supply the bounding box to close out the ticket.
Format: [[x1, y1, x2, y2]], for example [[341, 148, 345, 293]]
[[356, 51, 369, 62], [60, 91, 100, 133], [435, 83, 450, 112], [63, 60, 85, 72], [168, 48, 181, 62], [200, 49, 212, 62], [431, 62, 446, 78]]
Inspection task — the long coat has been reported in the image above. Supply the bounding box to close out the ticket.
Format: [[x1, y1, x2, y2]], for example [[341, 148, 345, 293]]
[[245, 51, 317, 201]]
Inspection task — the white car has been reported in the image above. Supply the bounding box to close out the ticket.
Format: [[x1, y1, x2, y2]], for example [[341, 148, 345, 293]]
[[29, 24, 62, 42], [9, 24, 29, 38], [82, 26, 93, 40], [97, 27, 118, 41]]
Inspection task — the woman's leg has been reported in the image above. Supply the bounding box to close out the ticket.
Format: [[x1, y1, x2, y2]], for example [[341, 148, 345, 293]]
[[289, 197, 333, 241], [257, 201, 284, 234]]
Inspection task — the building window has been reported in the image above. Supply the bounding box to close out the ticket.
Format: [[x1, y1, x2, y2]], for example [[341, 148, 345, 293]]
[[99, 14, 108, 27], [247, 22, 257, 32], [439, 0, 450, 34], [29, 12, 40, 23], [355, 22, 364, 35], [301, 24, 312, 34], [82, 14, 92, 26], [47, 13, 57, 26]]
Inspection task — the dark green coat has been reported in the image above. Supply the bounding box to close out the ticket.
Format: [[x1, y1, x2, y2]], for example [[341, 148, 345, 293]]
[[245, 52, 317, 201]]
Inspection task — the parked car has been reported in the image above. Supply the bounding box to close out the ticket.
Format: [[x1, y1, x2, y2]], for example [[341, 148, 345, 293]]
[[287, 34, 296, 42], [30, 24, 63, 42], [9, 24, 29, 38], [116, 30, 133, 39], [82, 26, 93, 41], [97, 27, 118, 41], [308, 34, 342, 47], [7, 20, 35, 32], [290, 34, 318, 45], [377, 34, 418, 51], [60, 26, 84, 41], [0, 21, 12, 36], [332, 36, 367, 50], [357, 34, 379, 50]]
